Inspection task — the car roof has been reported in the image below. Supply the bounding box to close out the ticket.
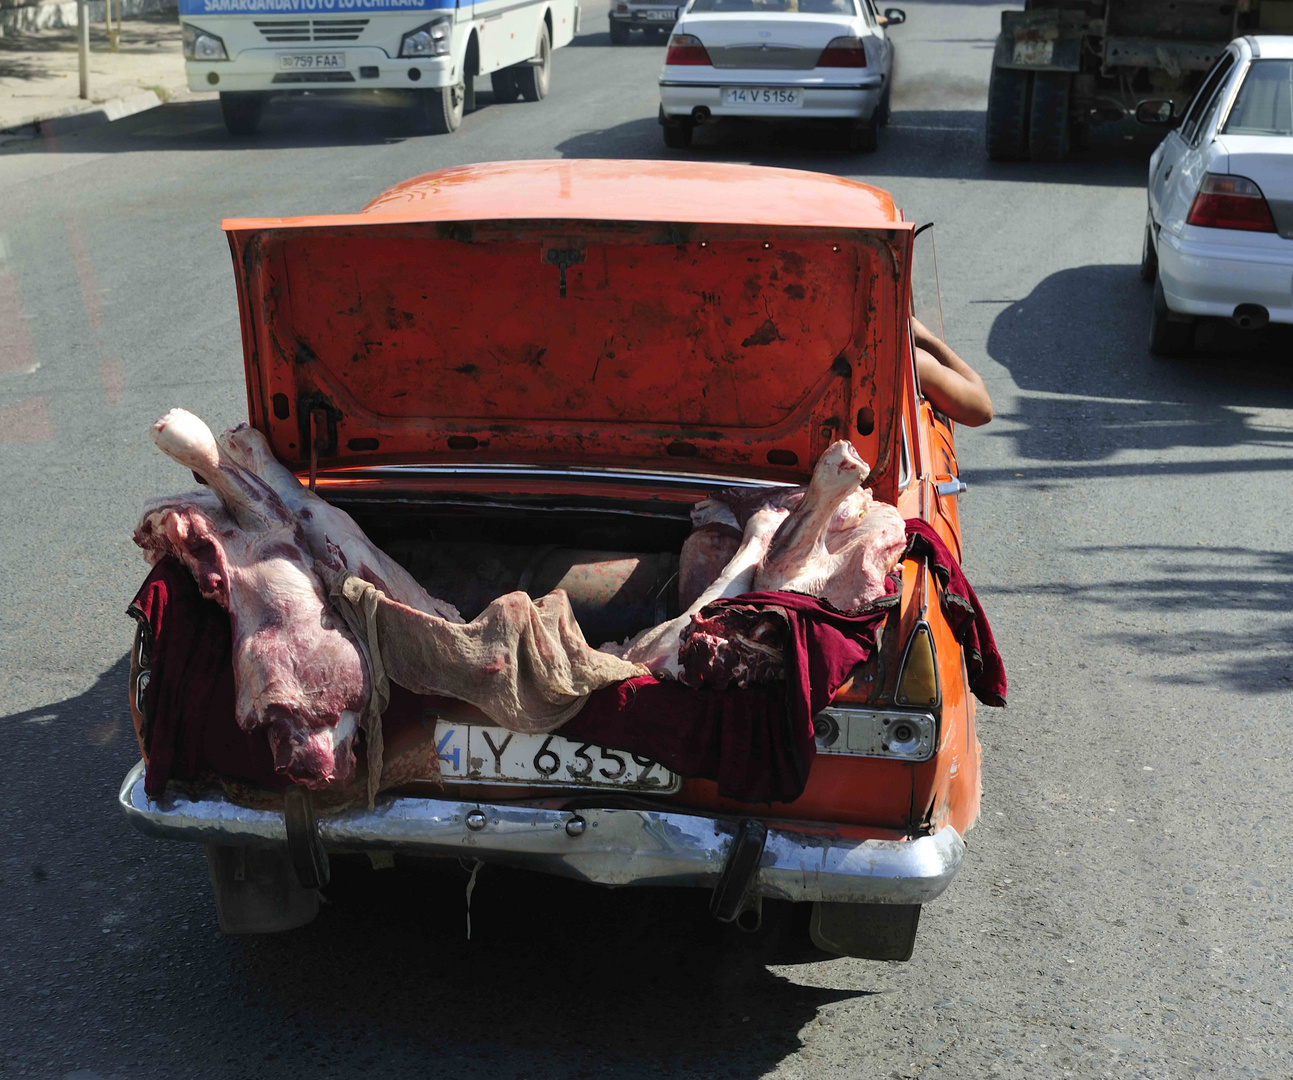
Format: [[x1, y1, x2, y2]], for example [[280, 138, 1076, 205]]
[[223, 160, 899, 232], [1239, 34, 1293, 60]]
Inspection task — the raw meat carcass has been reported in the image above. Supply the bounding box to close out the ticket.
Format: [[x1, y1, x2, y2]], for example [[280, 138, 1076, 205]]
[[217, 421, 462, 622], [135, 409, 369, 789], [616, 502, 789, 678], [677, 604, 787, 690], [677, 486, 801, 609], [755, 440, 905, 611]]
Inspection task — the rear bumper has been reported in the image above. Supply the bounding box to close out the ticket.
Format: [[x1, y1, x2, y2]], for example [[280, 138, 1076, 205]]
[[187, 51, 456, 93], [660, 80, 882, 122], [118, 761, 964, 905], [1158, 226, 1293, 324]]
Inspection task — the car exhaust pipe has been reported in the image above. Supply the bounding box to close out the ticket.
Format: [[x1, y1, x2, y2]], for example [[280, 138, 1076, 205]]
[[1232, 304, 1269, 331], [735, 894, 763, 933], [691, 106, 710, 125]]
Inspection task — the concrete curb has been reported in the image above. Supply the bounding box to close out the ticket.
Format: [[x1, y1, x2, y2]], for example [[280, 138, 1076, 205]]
[[2, 88, 163, 137]]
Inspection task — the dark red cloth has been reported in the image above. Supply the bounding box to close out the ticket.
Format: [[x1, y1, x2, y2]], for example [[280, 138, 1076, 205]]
[[129, 556, 284, 796], [903, 519, 1007, 707], [129, 557, 429, 797], [562, 591, 894, 803]]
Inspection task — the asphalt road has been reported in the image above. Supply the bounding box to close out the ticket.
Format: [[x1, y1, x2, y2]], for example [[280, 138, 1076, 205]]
[[2, 3, 1292, 1078]]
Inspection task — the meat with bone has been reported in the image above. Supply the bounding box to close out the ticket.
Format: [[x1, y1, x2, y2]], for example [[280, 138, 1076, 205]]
[[134, 409, 369, 789], [679, 441, 907, 688], [616, 502, 789, 678], [217, 422, 462, 623], [677, 487, 801, 609], [754, 440, 905, 611]]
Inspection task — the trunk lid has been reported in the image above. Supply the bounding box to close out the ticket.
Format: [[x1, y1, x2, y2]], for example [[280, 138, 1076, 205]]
[[678, 14, 856, 69], [1215, 134, 1293, 239], [224, 160, 913, 492]]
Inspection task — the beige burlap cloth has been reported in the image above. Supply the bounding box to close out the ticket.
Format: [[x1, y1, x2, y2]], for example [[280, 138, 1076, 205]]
[[330, 573, 650, 804]]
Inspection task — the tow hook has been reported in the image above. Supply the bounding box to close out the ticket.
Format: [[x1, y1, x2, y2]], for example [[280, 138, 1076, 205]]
[[284, 787, 330, 889], [710, 818, 767, 923]]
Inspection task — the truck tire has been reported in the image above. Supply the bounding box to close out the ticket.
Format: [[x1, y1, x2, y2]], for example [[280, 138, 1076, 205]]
[[419, 82, 464, 134], [205, 844, 319, 934], [490, 67, 520, 102], [1028, 71, 1072, 162], [219, 92, 267, 136], [985, 55, 1030, 160], [609, 18, 631, 44], [1149, 277, 1193, 357], [515, 23, 552, 102]]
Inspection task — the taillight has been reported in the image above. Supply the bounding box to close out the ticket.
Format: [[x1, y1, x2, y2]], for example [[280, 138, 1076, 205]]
[[1186, 173, 1276, 232], [817, 36, 867, 68], [665, 33, 711, 65]]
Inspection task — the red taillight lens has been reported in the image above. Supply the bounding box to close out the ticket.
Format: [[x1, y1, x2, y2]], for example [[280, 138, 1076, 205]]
[[665, 33, 711, 65], [817, 36, 867, 67], [1186, 173, 1277, 232]]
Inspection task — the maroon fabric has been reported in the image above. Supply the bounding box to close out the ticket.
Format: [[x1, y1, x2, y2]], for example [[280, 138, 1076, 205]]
[[563, 590, 894, 803], [903, 520, 1008, 707], [129, 557, 429, 796], [129, 557, 283, 796]]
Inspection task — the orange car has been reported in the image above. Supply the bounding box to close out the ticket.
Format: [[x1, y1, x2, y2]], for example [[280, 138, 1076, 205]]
[[120, 160, 995, 961]]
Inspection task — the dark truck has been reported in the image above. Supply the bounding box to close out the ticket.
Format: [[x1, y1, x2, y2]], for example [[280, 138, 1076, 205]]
[[984, 0, 1290, 161]]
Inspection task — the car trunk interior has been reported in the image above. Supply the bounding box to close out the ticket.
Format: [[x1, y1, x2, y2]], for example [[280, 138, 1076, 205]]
[[333, 490, 695, 648]]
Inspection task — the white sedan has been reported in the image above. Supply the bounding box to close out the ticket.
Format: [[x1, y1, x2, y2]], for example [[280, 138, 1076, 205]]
[[658, 0, 903, 151], [1139, 35, 1293, 355]]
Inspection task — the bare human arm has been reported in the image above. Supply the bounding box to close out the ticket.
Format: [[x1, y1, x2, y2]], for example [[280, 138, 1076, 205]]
[[911, 316, 994, 427]]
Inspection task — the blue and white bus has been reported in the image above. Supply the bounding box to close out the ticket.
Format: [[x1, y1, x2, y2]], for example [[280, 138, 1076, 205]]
[[179, 0, 579, 134]]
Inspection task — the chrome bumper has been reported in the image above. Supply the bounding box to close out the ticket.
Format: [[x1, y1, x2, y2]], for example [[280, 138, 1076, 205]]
[[118, 761, 964, 905]]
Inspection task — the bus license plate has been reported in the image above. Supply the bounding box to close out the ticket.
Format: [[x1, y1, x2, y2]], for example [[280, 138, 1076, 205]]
[[277, 52, 347, 71], [435, 722, 680, 792], [721, 87, 803, 107]]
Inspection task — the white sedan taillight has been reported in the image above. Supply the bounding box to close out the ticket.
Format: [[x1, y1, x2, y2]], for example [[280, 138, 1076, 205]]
[[1186, 173, 1277, 232], [665, 33, 712, 65], [817, 36, 867, 67]]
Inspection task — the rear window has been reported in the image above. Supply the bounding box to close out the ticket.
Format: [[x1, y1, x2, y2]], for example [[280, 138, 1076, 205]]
[[1224, 60, 1293, 136], [688, 0, 857, 12]]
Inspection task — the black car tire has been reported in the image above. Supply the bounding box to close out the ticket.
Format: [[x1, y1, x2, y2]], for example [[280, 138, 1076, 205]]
[[419, 82, 464, 134], [490, 67, 520, 102], [219, 92, 268, 136], [515, 23, 552, 101], [1140, 222, 1158, 283], [843, 112, 878, 152], [662, 119, 693, 148], [1149, 277, 1193, 357], [985, 53, 1030, 160], [1028, 71, 1072, 162], [609, 19, 631, 44]]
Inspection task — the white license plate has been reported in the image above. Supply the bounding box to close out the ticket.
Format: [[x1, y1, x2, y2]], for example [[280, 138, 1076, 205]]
[[643, 9, 675, 19], [721, 86, 803, 107], [434, 722, 681, 792], [276, 51, 347, 71]]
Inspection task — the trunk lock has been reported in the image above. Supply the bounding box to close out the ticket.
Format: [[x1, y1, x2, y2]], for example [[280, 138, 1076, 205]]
[[543, 247, 585, 299]]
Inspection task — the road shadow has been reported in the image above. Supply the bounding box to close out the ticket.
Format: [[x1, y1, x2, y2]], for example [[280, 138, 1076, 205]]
[[570, 28, 669, 46], [2, 82, 527, 152], [979, 262, 1293, 475], [556, 109, 1164, 186], [988, 543, 1293, 695], [216, 859, 869, 1076]]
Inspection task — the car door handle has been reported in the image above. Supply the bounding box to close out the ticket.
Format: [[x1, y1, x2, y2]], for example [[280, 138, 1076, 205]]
[[1163, 165, 1173, 182], [934, 477, 967, 497]]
